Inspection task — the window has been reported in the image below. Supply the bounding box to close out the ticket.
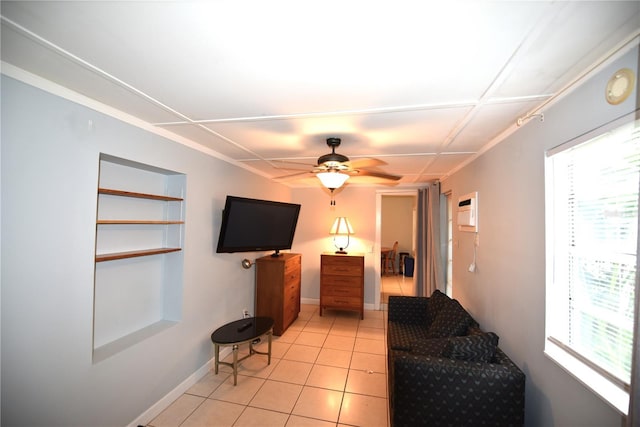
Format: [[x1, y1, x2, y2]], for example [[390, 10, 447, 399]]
[[545, 117, 639, 414]]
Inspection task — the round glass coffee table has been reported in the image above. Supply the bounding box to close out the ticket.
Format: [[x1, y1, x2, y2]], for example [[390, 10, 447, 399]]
[[210, 316, 274, 385]]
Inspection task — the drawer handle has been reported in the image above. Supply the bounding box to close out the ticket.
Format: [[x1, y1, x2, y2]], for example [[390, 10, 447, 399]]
[[335, 299, 350, 304], [334, 289, 349, 294]]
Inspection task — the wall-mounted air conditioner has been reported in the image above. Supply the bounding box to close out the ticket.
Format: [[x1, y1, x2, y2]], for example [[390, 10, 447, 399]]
[[458, 192, 478, 232]]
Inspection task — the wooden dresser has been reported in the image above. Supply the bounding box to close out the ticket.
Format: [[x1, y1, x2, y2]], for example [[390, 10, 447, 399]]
[[320, 253, 365, 319], [255, 253, 301, 335]]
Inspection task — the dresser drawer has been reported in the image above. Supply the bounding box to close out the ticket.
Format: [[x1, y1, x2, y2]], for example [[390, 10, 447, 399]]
[[284, 268, 300, 285], [284, 279, 298, 299], [283, 302, 297, 327], [323, 285, 361, 297], [323, 265, 361, 276], [285, 256, 301, 273], [321, 275, 361, 287], [321, 255, 362, 274], [322, 254, 360, 266], [284, 287, 299, 317], [323, 295, 361, 307]]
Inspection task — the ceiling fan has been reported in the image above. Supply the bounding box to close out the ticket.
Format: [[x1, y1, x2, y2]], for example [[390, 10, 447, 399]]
[[275, 137, 402, 187], [275, 137, 402, 204]]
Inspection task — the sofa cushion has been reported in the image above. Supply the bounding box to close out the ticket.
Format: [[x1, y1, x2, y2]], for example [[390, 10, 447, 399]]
[[388, 322, 431, 351], [409, 337, 450, 356], [443, 332, 499, 363], [425, 298, 474, 338], [426, 289, 450, 325], [388, 296, 429, 324]]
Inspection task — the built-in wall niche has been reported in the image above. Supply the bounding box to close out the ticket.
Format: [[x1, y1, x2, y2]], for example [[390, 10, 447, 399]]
[[93, 154, 186, 363]]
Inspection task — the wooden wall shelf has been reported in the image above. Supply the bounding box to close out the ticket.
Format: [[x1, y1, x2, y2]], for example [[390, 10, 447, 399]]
[[95, 247, 182, 262], [97, 220, 185, 224], [98, 188, 183, 201]]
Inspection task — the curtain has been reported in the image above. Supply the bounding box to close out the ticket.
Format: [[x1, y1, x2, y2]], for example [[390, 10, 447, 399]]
[[415, 182, 445, 297]]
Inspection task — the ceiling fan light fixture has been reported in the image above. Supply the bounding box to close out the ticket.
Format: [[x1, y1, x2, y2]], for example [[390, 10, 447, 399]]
[[317, 171, 350, 189], [317, 137, 350, 165], [317, 153, 349, 165]]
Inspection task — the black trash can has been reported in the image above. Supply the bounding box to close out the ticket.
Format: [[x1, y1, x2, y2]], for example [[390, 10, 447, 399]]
[[404, 256, 414, 277]]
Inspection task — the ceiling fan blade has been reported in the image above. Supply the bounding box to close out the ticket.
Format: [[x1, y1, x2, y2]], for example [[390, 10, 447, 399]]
[[274, 171, 314, 181], [345, 158, 386, 169], [353, 169, 402, 181], [271, 160, 317, 171]]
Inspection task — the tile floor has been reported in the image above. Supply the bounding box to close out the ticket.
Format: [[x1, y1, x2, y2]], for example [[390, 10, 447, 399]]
[[380, 273, 416, 304], [147, 304, 389, 427]]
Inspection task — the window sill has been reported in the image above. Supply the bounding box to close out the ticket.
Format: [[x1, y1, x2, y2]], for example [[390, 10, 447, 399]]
[[544, 339, 628, 415]]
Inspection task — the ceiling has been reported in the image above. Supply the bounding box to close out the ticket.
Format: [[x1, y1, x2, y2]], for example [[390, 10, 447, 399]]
[[2, 1, 639, 188]]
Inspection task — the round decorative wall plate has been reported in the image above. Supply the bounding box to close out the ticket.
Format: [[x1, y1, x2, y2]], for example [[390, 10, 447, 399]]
[[605, 68, 635, 105]]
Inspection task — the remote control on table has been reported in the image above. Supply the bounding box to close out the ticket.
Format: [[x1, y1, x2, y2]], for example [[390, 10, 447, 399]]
[[237, 322, 252, 332]]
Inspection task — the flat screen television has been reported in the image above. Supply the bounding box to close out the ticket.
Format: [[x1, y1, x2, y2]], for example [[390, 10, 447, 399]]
[[216, 195, 301, 256]]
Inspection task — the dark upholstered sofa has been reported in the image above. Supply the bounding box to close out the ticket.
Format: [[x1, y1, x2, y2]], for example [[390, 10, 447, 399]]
[[387, 291, 525, 426]]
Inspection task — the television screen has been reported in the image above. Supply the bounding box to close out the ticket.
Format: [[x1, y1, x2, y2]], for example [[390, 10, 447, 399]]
[[216, 195, 301, 255]]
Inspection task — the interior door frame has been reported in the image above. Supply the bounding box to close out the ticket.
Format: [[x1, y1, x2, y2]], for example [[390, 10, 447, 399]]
[[374, 188, 419, 310]]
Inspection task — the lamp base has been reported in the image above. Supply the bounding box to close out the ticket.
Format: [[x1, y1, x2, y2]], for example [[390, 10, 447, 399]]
[[335, 249, 348, 254]]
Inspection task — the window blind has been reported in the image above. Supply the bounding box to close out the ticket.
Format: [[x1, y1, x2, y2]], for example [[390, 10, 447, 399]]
[[549, 120, 639, 386]]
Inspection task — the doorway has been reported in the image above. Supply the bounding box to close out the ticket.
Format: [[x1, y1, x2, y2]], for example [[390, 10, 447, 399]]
[[375, 190, 418, 309]]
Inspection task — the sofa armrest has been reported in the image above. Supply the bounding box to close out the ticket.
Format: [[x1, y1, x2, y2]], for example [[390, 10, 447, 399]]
[[388, 296, 429, 324], [390, 351, 525, 427]]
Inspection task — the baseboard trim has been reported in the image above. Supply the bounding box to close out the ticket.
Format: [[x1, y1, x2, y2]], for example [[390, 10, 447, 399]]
[[126, 347, 232, 427], [301, 298, 378, 311]]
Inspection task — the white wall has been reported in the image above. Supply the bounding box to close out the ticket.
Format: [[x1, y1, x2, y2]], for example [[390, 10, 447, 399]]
[[292, 185, 380, 307], [0, 75, 293, 426], [441, 47, 638, 426]]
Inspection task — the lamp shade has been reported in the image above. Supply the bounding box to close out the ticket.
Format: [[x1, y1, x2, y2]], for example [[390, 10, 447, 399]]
[[330, 217, 354, 235], [317, 171, 349, 189]]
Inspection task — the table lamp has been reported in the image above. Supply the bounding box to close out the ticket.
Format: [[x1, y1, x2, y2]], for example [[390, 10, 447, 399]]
[[329, 217, 354, 254]]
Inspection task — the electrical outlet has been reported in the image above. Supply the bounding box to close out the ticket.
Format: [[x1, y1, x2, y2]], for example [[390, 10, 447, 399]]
[[242, 308, 250, 318]]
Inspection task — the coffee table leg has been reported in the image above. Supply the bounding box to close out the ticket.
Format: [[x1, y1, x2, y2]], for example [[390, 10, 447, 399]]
[[232, 344, 239, 385], [214, 343, 220, 374]]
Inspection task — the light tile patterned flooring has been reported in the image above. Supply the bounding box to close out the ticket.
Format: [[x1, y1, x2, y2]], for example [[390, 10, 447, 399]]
[[380, 273, 416, 304], [147, 304, 389, 427]]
